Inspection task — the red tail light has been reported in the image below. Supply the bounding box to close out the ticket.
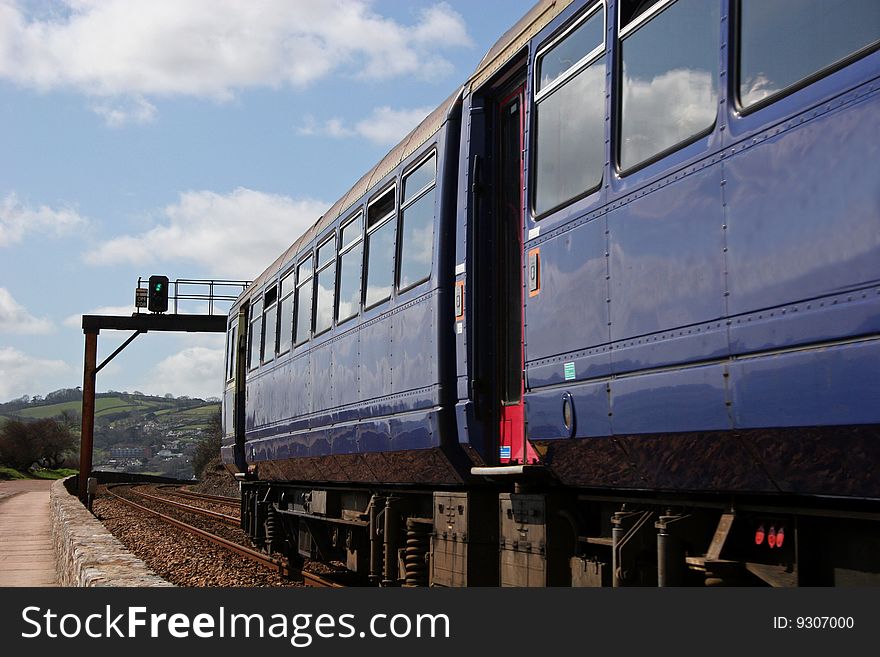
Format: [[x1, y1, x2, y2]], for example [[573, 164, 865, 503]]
[[755, 525, 765, 545], [775, 527, 785, 548], [767, 526, 777, 548]]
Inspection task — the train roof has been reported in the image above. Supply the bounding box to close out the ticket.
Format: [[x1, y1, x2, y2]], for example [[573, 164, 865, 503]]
[[469, 0, 574, 91], [241, 88, 461, 301], [239, 0, 574, 304]]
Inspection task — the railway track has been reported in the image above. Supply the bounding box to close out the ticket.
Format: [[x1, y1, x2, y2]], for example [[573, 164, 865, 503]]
[[158, 485, 241, 506], [131, 487, 240, 526], [105, 484, 343, 588]]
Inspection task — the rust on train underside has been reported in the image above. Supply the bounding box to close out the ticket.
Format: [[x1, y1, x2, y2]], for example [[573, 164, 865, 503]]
[[254, 447, 470, 487], [537, 424, 880, 499]]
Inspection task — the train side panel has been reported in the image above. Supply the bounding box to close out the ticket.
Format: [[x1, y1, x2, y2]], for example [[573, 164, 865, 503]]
[[232, 113, 465, 485], [521, 0, 880, 498]]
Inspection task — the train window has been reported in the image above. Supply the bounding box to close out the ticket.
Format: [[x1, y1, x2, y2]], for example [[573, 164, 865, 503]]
[[248, 297, 263, 371], [226, 324, 237, 381], [398, 152, 436, 291], [340, 211, 363, 250], [368, 186, 395, 229], [277, 270, 294, 355], [618, 0, 719, 172], [317, 234, 335, 268], [537, 4, 605, 93], [261, 285, 278, 363], [280, 270, 295, 298], [337, 212, 363, 324], [294, 256, 313, 346], [738, 0, 880, 110], [365, 186, 396, 308], [533, 3, 605, 216], [314, 235, 336, 335], [619, 0, 660, 27], [402, 153, 436, 205], [297, 255, 312, 281]]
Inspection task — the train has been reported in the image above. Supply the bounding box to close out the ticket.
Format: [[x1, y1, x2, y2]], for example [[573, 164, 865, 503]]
[[221, 0, 880, 586]]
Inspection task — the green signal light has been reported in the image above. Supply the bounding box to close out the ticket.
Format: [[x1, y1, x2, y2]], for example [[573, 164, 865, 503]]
[[147, 275, 169, 313]]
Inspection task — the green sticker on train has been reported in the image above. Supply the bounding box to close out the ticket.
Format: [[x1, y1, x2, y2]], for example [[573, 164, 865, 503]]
[[564, 362, 575, 381]]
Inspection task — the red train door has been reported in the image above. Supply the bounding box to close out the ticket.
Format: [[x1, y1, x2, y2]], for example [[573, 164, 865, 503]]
[[495, 84, 537, 465]]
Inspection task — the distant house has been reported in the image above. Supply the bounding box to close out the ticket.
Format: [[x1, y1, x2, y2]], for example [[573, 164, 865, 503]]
[[110, 446, 152, 459]]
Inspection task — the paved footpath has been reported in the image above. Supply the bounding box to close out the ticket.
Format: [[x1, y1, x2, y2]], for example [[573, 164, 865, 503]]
[[0, 479, 58, 586]]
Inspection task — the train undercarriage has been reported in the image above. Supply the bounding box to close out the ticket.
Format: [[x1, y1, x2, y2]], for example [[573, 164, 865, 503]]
[[239, 479, 880, 587]]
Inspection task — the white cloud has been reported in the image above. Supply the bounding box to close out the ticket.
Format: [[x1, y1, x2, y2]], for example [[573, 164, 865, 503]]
[[0, 288, 53, 334], [355, 106, 434, 145], [176, 333, 225, 350], [323, 118, 352, 139], [0, 1, 472, 106], [740, 73, 779, 107], [84, 187, 328, 280], [0, 347, 73, 401], [89, 95, 156, 127], [0, 192, 89, 247], [142, 346, 224, 400], [620, 67, 716, 169], [299, 105, 433, 146], [62, 304, 135, 329], [298, 115, 354, 139]]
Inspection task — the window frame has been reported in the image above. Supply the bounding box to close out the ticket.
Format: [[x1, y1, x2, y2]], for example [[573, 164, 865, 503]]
[[247, 296, 263, 372], [293, 254, 314, 347], [531, 1, 607, 219], [534, 1, 606, 103], [615, 0, 720, 176], [617, 0, 676, 39], [277, 268, 295, 356], [225, 323, 237, 382], [397, 149, 437, 293], [336, 209, 364, 325], [313, 232, 337, 337], [260, 284, 278, 364], [364, 183, 397, 310], [733, 0, 880, 116]]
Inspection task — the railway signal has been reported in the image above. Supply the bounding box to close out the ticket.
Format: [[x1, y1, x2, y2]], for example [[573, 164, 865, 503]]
[[148, 275, 169, 313]]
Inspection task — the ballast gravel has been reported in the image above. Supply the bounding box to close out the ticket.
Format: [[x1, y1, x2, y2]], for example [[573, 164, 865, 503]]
[[93, 494, 299, 587]]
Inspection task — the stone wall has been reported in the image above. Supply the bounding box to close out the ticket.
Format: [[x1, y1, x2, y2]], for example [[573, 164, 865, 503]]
[[50, 477, 173, 587]]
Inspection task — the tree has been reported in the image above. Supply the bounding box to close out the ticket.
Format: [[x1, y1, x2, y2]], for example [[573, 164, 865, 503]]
[[0, 420, 40, 470], [0, 418, 76, 471], [46, 388, 82, 403], [32, 418, 76, 469], [192, 411, 222, 479], [58, 409, 81, 430]]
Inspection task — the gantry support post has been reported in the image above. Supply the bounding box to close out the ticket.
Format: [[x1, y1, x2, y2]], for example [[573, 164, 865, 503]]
[[78, 329, 98, 500], [76, 313, 228, 500]]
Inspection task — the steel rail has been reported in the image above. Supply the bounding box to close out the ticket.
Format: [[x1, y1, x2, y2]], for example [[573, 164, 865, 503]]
[[170, 488, 241, 505], [129, 487, 241, 526], [104, 486, 343, 588]]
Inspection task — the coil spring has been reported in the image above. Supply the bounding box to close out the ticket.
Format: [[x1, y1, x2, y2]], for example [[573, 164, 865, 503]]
[[265, 505, 279, 554], [403, 519, 431, 587]]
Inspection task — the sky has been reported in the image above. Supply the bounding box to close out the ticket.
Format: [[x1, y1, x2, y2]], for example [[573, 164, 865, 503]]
[[0, 0, 537, 402]]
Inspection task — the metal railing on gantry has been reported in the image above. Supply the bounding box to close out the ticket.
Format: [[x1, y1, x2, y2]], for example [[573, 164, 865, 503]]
[[135, 277, 250, 316]]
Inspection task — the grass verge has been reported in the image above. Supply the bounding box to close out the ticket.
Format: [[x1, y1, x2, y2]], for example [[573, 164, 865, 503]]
[[0, 466, 78, 480]]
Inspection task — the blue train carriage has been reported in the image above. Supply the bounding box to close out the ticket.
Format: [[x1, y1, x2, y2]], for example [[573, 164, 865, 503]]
[[223, 0, 880, 587], [220, 87, 480, 585]]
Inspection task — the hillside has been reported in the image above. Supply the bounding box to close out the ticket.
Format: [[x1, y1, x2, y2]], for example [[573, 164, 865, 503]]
[[0, 389, 221, 480]]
